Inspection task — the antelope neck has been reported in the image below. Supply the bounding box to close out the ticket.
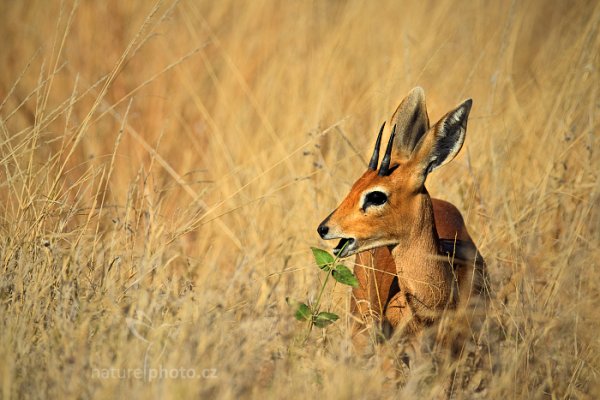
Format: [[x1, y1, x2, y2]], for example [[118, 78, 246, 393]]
[[394, 193, 439, 258], [388, 193, 452, 304]]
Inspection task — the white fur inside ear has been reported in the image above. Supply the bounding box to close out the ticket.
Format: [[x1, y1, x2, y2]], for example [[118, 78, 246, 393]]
[[443, 127, 465, 164], [450, 107, 464, 124], [429, 109, 467, 170], [416, 99, 471, 178]]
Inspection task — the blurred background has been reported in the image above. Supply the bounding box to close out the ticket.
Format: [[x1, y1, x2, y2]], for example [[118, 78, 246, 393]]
[[0, 0, 598, 398]]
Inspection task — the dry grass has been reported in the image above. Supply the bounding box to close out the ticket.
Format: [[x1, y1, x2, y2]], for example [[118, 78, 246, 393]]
[[0, 0, 599, 398]]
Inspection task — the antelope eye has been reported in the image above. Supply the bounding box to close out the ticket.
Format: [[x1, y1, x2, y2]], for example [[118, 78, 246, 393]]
[[363, 191, 388, 209]]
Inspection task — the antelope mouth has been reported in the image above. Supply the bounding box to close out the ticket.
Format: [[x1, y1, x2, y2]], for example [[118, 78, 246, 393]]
[[333, 238, 356, 258]]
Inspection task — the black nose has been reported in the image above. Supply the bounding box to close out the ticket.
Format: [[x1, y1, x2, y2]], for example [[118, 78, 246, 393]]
[[317, 224, 329, 239]]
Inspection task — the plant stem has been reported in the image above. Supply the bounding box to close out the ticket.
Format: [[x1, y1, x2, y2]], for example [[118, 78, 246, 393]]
[[303, 270, 331, 341], [314, 268, 332, 314]]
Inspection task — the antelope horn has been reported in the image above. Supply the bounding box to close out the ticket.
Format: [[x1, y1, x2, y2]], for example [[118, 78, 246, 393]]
[[368, 122, 386, 170], [378, 124, 396, 176]]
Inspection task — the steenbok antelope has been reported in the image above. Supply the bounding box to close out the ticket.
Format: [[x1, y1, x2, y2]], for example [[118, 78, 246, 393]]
[[317, 87, 487, 353]]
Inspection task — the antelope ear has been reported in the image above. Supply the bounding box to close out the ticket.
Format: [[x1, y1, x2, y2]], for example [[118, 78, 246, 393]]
[[390, 87, 430, 160], [411, 99, 472, 180]]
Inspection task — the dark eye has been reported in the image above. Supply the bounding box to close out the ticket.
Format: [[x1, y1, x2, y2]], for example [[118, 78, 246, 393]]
[[363, 191, 388, 209]]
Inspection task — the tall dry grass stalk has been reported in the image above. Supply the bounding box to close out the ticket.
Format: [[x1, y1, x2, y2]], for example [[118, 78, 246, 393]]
[[0, 0, 598, 398]]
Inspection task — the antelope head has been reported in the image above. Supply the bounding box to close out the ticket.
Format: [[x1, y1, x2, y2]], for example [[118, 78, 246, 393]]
[[317, 87, 472, 257]]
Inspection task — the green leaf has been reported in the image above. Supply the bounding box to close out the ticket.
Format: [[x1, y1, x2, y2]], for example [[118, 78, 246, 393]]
[[313, 311, 339, 328], [332, 265, 359, 288], [311, 247, 334, 271], [294, 303, 311, 321]]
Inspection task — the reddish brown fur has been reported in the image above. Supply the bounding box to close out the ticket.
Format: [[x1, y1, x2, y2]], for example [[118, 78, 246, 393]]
[[432, 199, 472, 242], [350, 198, 481, 339]]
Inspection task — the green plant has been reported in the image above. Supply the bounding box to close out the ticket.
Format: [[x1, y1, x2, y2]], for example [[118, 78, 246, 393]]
[[290, 246, 359, 336]]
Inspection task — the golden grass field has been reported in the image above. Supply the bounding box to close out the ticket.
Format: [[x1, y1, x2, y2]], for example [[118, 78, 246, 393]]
[[0, 0, 599, 398]]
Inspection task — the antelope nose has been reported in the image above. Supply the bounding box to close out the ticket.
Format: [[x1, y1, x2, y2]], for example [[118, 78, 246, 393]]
[[317, 224, 329, 239]]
